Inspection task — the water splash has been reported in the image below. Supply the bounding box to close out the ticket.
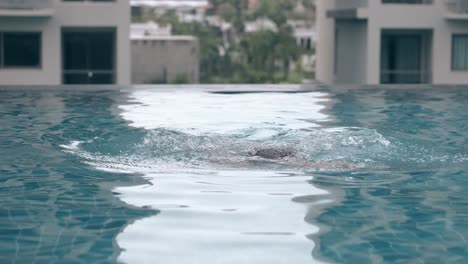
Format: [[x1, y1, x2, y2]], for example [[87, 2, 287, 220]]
[[60, 126, 395, 172]]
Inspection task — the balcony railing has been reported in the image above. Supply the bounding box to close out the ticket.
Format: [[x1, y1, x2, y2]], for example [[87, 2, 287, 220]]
[[446, 0, 468, 13], [0, 0, 53, 10]]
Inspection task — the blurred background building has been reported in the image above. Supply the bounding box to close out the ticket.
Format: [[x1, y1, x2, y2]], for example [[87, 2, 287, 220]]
[[0, 0, 318, 86], [316, 0, 468, 85], [0, 0, 130, 85], [131, 0, 317, 84], [131, 21, 199, 84]]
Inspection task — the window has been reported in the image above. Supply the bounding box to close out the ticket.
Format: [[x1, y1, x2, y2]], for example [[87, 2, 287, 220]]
[[62, 29, 116, 84], [452, 35, 468, 70], [0, 32, 41, 68], [381, 34, 423, 84]]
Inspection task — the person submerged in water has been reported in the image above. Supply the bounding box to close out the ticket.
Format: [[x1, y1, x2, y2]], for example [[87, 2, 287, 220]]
[[246, 145, 367, 170], [248, 146, 296, 160]]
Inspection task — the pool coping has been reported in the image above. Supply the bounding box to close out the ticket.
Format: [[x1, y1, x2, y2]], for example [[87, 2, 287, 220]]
[[0, 83, 467, 92]]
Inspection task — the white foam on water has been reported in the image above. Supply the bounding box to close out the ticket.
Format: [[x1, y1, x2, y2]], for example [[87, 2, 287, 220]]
[[59, 140, 83, 150]]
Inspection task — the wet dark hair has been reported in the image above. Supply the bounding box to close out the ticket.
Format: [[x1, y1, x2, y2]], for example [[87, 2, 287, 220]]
[[249, 146, 295, 160]]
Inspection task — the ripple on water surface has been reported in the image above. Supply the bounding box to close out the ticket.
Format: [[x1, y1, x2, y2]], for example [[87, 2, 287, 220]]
[[62, 90, 344, 263], [116, 170, 328, 264], [59, 88, 468, 264]]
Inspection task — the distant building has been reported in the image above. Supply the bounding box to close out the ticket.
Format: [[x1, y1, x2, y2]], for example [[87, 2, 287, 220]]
[[130, 0, 208, 10], [131, 21, 171, 37], [288, 19, 316, 51], [205, 15, 233, 48], [316, 0, 468, 85], [293, 1, 307, 14], [131, 26, 199, 84], [0, 0, 130, 85], [130, 0, 209, 23], [245, 18, 278, 33], [288, 19, 316, 75]]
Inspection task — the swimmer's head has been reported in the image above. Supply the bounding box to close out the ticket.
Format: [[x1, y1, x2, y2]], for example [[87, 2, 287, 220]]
[[248, 146, 295, 160]]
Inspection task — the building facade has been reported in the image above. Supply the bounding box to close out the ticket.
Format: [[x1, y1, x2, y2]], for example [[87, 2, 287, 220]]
[[130, 0, 209, 24], [316, 0, 468, 85], [0, 0, 130, 85], [131, 34, 199, 84]]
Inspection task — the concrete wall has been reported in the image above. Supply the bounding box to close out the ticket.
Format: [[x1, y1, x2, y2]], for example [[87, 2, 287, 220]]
[[0, 18, 59, 85], [316, 0, 335, 83], [0, 0, 130, 85], [364, 1, 439, 84], [335, 20, 367, 84], [132, 37, 199, 84], [317, 0, 468, 85], [366, 1, 468, 84], [436, 20, 468, 84]]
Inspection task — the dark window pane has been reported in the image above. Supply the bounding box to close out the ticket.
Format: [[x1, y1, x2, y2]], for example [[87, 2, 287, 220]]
[[381, 34, 422, 84], [89, 73, 113, 84], [63, 32, 88, 70], [63, 72, 113, 84], [3, 32, 40, 67], [64, 73, 89, 84], [452, 35, 468, 70], [62, 28, 115, 84], [89, 32, 114, 70], [0, 34, 2, 67]]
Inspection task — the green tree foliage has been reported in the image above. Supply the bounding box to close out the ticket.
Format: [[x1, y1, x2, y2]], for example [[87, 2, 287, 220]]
[[138, 0, 315, 83], [173, 23, 225, 82], [253, 0, 297, 26], [242, 26, 299, 82], [274, 26, 300, 78], [218, 3, 236, 22], [210, 0, 247, 32], [302, 0, 314, 9]]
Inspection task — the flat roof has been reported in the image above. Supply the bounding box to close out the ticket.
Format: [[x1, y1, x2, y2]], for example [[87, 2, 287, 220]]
[[131, 35, 197, 41], [130, 0, 209, 8]]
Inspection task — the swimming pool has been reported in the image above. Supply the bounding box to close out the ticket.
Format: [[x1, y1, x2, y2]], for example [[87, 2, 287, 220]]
[[0, 85, 466, 263]]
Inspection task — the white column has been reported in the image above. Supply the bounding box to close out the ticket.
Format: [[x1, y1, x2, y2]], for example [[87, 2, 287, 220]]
[[316, 0, 336, 83]]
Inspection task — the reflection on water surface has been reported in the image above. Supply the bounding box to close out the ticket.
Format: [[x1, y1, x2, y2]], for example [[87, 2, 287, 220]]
[[0, 86, 467, 263]]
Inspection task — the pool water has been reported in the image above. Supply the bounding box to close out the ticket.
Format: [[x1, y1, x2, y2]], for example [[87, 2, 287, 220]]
[[0, 85, 467, 263]]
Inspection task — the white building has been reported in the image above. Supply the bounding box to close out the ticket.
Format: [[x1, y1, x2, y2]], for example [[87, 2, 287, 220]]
[[0, 0, 131, 85], [130, 0, 209, 23], [288, 19, 316, 51], [287, 20, 316, 74], [316, 0, 468, 85], [205, 15, 233, 48], [244, 18, 278, 33], [131, 21, 171, 37], [131, 33, 199, 84], [130, 20, 199, 85]]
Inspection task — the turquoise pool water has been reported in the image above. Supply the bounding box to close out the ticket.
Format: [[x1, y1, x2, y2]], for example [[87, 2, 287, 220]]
[[0, 85, 467, 263]]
